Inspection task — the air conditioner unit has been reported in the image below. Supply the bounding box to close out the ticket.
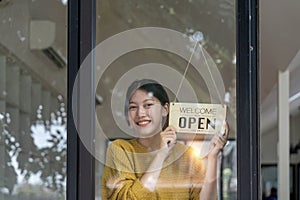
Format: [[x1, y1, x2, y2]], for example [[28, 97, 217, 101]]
[[42, 47, 66, 69], [0, 0, 12, 8], [30, 20, 66, 68]]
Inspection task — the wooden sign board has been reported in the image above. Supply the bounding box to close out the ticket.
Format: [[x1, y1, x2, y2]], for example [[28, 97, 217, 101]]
[[169, 102, 226, 135]]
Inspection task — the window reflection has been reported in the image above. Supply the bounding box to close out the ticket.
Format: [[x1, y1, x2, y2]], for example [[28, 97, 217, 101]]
[[184, 140, 237, 200], [0, 0, 67, 199], [0, 87, 66, 199]]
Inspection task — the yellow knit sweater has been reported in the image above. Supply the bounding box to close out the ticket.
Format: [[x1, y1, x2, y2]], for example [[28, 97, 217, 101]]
[[102, 139, 206, 200]]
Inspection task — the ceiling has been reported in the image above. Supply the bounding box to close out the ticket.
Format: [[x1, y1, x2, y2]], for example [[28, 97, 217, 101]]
[[260, 0, 300, 99], [260, 0, 300, 133]]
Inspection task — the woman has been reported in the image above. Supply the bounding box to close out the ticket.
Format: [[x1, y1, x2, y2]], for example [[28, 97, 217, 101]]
[[102, 79, 229, 199]]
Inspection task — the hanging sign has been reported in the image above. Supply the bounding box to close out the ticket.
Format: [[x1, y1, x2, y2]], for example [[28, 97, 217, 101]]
[[169, 102, 226, 135]]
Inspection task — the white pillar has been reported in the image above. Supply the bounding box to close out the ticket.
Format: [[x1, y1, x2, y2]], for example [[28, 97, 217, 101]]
[[278, 70, 290, 199]]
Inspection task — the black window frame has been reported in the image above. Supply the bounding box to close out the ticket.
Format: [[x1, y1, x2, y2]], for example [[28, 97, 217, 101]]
[[67, 0, 260, 199], [236, 0, 260, 199], [67, 0, 96, 199]]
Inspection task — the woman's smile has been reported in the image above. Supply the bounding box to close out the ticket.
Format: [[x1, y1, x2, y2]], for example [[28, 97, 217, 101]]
[[136, 119, 152, 127]]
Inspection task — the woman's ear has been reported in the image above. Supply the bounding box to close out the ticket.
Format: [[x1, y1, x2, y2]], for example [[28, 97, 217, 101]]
[[162, 103, 169, 117]]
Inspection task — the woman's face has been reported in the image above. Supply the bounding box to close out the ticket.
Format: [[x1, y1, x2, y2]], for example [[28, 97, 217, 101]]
[[128, 89, 168, 138]]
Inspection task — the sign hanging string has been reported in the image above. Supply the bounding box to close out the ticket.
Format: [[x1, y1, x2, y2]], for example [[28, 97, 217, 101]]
[[173, 40, 224, 107]]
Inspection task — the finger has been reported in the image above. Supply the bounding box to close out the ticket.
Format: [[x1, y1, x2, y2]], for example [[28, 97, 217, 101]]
[[211, 134, 219, 143], [168, 125, 176, 131], [223, 120, 230, 139], [165, 125, 174, 130], [161, 126, 177, 146], [215, 135, 227, 148], [165, 125, 177, 132], [163, 130, 175, 135], [209, 135, 218, 148], [162, 135, 176, 142], [163, 136, 176, 145], [161, 130, 176, 137]]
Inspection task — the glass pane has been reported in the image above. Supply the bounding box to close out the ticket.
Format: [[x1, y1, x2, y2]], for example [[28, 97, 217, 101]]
[[0, 1, 67, 199], [260, 0, 300, 199], [95, 1, 236, 199], [261, 165, 294, 199]]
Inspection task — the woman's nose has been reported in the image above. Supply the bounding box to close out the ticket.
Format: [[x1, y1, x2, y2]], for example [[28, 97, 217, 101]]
[[137, 106, 146, 117]]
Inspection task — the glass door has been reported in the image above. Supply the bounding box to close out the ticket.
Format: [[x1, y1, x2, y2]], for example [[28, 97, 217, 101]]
[[68, 0, 259, 199]]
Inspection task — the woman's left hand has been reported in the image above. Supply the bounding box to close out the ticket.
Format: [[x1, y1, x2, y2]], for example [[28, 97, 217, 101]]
[[207, 121, 229, 159]]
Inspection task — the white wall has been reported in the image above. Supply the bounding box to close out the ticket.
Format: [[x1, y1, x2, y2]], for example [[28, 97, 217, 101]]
[[261, 113, 300, 164], [261, 127, 278, 164]]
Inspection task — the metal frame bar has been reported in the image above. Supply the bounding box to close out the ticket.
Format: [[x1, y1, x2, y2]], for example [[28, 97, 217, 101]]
[[67, 0, 79, 199], [67, 0, 96, 199], [236, 0, 260, 199]]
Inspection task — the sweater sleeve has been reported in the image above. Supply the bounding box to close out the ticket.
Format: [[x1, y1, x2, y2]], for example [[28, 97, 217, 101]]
[[102, 140, 158, 200]]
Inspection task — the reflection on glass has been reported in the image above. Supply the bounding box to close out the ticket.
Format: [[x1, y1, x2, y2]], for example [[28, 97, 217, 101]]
[[0, 96, 66, 199], [96, 0, 236, 199], [0, 0, 67, 199], [220, 141, 237, 200]]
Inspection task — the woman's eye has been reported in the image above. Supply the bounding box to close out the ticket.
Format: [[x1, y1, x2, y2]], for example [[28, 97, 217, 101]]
[[144, 104, 154, 109], [129, 106, 137, 110]]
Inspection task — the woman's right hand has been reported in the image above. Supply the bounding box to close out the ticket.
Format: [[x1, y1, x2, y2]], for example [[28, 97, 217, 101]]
[[159, 125, 177, 155]]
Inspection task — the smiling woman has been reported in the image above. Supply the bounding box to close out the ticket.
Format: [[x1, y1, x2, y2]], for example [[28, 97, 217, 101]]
[[101, 79, 229, 199]]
